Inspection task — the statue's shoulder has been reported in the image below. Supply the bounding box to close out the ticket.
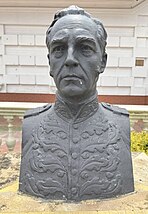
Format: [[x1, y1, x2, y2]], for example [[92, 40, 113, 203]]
[[100, 102, 130, 147], [24, 103, 52, 119], [101, 102, 129, 116], [22, 104, 53, 151]]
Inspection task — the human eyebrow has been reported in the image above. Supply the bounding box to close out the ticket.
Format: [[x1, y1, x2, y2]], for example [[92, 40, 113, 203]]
[[75, 36, 97, 47], [50, 36, 68, 46]]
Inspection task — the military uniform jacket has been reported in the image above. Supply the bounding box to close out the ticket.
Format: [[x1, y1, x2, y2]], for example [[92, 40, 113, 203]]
[[19, 96, 134, 201]]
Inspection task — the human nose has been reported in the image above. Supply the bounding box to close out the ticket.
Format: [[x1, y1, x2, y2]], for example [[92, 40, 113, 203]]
[[65, 47, 78, 67]]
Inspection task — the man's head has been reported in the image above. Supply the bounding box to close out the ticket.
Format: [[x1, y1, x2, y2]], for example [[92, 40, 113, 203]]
[[46, 6, 107, 100]]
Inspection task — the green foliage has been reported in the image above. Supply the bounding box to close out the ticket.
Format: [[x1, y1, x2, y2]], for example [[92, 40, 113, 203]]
[[131, 131, 148, 155]]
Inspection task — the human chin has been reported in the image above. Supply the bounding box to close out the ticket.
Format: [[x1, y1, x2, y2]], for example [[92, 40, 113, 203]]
[[59, 81, 86, 97]]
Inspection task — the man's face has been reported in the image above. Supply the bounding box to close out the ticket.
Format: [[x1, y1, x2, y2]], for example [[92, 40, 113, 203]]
[[48, 15, 103, 99]]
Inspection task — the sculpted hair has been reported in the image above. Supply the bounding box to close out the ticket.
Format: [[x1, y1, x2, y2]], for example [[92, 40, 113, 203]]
[[46, 5, 107, 51]]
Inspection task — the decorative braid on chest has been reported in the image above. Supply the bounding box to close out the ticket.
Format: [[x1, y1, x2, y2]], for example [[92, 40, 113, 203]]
[[22, 112, 122, 201]]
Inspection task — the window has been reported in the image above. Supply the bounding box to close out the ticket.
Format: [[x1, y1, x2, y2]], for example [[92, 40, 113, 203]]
[[135, 58, 144, 66]]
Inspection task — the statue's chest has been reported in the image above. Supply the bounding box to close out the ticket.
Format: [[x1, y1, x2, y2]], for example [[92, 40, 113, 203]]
[[24, 112, 122, 200]]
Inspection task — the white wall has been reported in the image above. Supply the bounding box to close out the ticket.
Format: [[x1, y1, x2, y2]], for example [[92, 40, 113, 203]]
[[0, 1, 148, 95]]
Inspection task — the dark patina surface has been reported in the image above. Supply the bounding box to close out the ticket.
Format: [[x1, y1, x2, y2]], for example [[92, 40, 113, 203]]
[[19, 5, 134, 201]]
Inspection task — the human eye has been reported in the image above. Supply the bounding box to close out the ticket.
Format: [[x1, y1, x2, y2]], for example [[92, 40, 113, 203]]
[[80, 44, 94, 56], [52, 45, 65, 58]]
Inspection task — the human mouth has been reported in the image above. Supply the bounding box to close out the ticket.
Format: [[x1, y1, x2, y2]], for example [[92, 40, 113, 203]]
[[63, 75, 83, 85], [63, 75, 81, 81]]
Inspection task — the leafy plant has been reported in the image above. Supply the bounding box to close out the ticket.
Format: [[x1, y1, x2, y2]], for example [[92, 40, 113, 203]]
[[131, 131, 148, 155]]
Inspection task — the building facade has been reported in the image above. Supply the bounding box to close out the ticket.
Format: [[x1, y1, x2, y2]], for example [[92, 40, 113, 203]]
[[0, 0, 148, 104]]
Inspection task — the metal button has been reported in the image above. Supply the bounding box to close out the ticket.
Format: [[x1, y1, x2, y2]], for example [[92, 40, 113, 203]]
[[71, 187, 77, 194], [72, 137, 80, 144], [71, 152, 78, 159], [71, 169, 77, 175], [73, 124, 78, 129]]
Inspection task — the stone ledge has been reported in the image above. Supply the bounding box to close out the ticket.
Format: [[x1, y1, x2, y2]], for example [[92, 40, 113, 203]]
[[0, 181, 147, 213], [0, 102, 147, 111], [0, 102, 147, 132]]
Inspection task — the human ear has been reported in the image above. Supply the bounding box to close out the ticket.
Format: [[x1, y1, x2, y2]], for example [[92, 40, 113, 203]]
[[100, 52, 107, 74], [47, 53, 50, 65], [47, 53, 53, 77]]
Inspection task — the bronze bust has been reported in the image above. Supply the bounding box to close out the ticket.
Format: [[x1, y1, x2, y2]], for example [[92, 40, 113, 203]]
[[19, 5, 134, 201]]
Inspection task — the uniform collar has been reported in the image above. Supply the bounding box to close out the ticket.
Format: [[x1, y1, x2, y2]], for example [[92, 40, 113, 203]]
[[54, 92, 99, 123]]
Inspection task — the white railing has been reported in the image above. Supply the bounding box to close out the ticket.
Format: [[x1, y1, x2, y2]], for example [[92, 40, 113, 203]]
[[0, 102, 147, 151]]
